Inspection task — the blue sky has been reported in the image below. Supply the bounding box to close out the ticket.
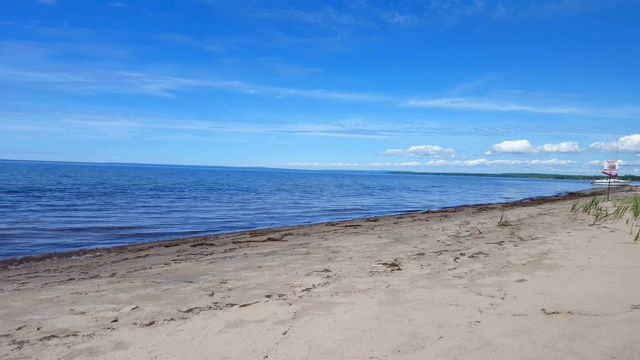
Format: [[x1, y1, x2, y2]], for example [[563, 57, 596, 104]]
[[1, 0, 640, 174]]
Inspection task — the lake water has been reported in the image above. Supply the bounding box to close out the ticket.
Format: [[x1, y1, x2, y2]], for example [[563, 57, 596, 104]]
[[0, 160, 592, 259]]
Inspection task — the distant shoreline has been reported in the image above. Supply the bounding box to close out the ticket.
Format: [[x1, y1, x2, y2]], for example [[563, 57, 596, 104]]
[[388, 170, 640, 182]]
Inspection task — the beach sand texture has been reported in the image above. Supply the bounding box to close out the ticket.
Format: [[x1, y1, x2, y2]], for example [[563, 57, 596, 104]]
[[1, 187, 640, 359]]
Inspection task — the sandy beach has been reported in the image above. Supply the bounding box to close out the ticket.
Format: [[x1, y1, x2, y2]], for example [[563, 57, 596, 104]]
[[2, 187, 640, 359]]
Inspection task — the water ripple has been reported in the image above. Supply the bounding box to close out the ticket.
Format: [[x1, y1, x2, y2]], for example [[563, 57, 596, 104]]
[[0, 161, 591, 258]]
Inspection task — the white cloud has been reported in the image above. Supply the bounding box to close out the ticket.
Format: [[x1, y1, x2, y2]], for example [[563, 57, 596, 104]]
[[4, 63, 640, 121], [529, 159, 577, 165], [368, 162, 422, 167], [489, 139, 583, 155], [403, 97, 582, 115], [490, 140, 538, 154], [539, 141, 582, 153], [588, 142, 613, 152], [424, 158, 576, 167], [423, 159, 450, 166], [459, 159, 490, 166], [292, 131, 386, 139], [400, 162, 422, 166], [404, 97, 640, 119], [381, 144, 456, 158], [62, 118, 390, 140], [0, 65, 392, 101], [284, 162, 424, 169], [284, 162, 360, 168], [281, 159, 576, 171], [588, 134, 640, 153], [255, 85, 390, 102], [0, 123, 64, 133], [461, 159, 526, 166]]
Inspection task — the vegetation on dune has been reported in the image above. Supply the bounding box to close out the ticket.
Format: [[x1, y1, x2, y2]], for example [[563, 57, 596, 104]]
[[571, 195, 640, 242]]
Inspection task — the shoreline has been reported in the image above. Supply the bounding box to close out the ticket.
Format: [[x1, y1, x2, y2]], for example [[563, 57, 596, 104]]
[[2, 185, 639, 359], [0, 187, 607, 268]]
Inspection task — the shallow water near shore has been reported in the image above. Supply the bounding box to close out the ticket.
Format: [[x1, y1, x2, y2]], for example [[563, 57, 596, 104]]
[[0, 160, 592, 258]]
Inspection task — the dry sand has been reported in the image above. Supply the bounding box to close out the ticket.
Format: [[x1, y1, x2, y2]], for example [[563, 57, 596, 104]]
[[1, 187, 640, 359]]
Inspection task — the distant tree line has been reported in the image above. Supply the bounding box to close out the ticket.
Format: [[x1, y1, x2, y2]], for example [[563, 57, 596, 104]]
[[387, 171, 640, 182]]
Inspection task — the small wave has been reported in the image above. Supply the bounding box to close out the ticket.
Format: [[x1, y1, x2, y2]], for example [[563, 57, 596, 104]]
[[50, 225, 151, 233]]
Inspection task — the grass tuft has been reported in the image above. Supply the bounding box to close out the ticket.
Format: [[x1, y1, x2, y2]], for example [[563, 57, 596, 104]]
[[593, 207, 610, 224], [582, 197, 602, 215], [571, 200, 581, 212], [573, 194, 640, 242], [497, 209, 511, 227]]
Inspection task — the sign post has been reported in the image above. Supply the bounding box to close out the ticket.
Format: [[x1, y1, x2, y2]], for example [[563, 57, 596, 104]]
[[604, 160, 619, 200]]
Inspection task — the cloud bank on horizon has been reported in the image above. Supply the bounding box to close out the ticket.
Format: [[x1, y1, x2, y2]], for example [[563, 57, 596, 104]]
[[1, 0, 639, 174]]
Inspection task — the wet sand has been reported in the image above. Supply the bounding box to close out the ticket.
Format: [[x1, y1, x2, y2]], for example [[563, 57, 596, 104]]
[[2, 187, 640, 359]]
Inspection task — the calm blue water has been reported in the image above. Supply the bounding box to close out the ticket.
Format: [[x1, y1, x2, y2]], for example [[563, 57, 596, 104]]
[[0, 160, 591, 259]]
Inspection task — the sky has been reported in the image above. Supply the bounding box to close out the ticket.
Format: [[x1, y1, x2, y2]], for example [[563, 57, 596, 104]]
[[1, 0, 640, 174]]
